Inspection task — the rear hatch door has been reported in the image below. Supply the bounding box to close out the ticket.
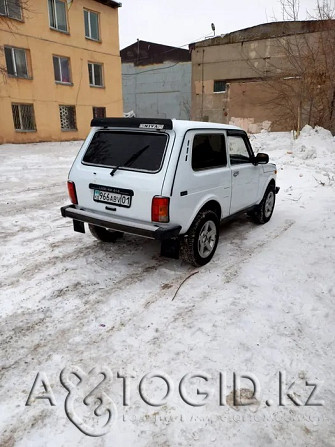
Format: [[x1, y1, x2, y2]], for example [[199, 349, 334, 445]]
[[71, 128, 173, 222]]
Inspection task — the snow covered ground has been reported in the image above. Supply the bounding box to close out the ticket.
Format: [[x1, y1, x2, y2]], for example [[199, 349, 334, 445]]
[[0, 126, 334, 446]]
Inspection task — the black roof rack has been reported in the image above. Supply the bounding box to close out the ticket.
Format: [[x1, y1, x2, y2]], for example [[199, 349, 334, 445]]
[[91, 117, 173, 130]]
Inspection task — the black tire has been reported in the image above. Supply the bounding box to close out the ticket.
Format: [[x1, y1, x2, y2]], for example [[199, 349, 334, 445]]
[[252, 185, 276, 224], [181, 210, 219, 267], [88, 224, 123, 242]]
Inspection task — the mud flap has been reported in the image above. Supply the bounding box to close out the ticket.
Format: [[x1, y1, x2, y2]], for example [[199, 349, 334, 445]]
[[73, 219, 85, 233], [160, 238, 180, 259]]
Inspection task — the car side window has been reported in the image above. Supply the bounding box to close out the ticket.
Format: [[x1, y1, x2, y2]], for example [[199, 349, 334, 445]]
[[229, 136, 252, 165], [192, 134, 227, 171]]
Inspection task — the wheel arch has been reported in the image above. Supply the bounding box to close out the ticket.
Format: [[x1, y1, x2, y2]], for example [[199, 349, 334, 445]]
[[184, 199, 221, 234], [198, 200, 221, 220], [257, 176, 276, 205], [267, 179, 276, 189]]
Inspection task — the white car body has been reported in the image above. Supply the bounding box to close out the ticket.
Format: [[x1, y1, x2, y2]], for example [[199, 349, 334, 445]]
[[61, 118, 279, 265]]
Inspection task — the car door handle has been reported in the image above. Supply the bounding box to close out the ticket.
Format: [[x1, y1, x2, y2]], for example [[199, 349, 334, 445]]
[[233, 171, 239, 177]]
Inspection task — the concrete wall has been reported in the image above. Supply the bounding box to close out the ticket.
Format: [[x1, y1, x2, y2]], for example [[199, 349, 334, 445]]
[[122, 61, 191, 119], [0, 0, 122, 143], [191, 26, 332, 132]]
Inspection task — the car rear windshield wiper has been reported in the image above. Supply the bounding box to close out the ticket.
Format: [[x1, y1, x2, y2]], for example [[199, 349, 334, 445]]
[[110, 145, 150, 176]]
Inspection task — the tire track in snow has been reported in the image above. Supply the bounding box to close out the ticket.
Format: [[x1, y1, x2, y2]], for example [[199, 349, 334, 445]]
[[215, 218, 295, 283], [0, 217, 295, 445], [0, 254, 178, 378]]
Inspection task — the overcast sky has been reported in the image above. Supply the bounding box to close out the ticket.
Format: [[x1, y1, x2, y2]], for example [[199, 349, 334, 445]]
[[118, 0, 319, 50]]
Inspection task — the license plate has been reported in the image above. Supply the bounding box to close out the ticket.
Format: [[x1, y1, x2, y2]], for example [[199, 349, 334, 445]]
[[93, 190, 132, 208]]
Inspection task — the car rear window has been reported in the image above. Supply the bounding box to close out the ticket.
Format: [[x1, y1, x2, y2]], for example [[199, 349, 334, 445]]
[[82, 131, 168, 172]]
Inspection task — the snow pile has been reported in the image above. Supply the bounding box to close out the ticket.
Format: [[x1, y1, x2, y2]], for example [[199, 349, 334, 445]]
[[251, 125, 335, 185], [294, 125, 335, 163]]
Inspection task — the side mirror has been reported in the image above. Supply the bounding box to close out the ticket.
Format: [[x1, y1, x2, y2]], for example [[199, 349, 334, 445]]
[[254, 153, 269, 164]]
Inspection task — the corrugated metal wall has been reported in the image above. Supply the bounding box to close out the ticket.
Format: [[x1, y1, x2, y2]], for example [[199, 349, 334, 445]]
[[122, 61, 191, 119]]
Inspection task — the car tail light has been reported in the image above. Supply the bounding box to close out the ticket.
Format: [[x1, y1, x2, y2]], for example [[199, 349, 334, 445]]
[[151, 196, 170, 223], [67, 181, 78, 204]]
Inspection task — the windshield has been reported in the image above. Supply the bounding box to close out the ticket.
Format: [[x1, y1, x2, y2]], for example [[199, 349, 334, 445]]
[[82, 131, 168, 172]]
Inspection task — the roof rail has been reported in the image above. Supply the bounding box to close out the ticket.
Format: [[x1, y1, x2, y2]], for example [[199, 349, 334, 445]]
[[91, 117, 173, 130]]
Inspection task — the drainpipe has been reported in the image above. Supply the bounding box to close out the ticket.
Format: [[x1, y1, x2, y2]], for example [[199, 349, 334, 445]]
[[201, 49, 205, 121]]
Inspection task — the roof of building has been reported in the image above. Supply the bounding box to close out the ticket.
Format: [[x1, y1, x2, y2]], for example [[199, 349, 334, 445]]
[[94, 0, 121, 8], [120, 40, 191, 66], [191, 20, 335, 48]]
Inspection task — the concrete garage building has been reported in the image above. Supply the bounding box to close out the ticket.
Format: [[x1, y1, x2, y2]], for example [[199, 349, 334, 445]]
[[0, 0, 122, 144], [121, 40, 191, 119], [190, 21, 335, 133]]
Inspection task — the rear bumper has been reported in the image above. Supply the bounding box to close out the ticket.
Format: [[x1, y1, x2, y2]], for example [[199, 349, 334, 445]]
[[61, 205, 181, 241]]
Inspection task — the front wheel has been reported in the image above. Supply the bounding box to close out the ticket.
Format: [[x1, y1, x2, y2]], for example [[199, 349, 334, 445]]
[[252, 185, 276, 224], [88, 224, 123, 242], [181, 210, 219, 267]]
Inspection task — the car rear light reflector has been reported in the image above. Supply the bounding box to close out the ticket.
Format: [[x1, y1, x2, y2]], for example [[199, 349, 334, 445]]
[[67, 181, 78, 204], [152, 196, 170, 223]]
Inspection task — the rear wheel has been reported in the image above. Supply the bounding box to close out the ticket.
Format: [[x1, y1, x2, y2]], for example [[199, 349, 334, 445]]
[[252, 185, 276, 224], [88, 224, 123, 242], [181, 210, 219, 266]]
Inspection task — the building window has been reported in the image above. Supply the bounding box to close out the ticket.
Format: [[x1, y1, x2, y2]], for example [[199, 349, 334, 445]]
[[0, 0, 22, 20], [12, 103, 36, 131], [84, 9, 99, 41], [53, 56, 71, 84], [88, 62, 103, 87], [5, 46, 30, 78], [192, 134, 227, 171], [59, 105, 77, 131], [93, 107, 106, 119], [214, 80, 227, 93], [48, 0, 68, 32]]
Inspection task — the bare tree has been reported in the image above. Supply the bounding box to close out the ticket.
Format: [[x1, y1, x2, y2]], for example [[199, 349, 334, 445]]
[[311, 0, 335, 19], [279, 0, 300, 20], [241, 0, 335, 134], [0, 0, 33, 79], [275, 18, 335, 134]]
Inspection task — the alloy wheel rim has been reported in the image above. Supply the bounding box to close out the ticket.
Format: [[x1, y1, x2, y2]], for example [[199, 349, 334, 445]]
[[198, 220, 217, 258], [264, 191, 275, 218]]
